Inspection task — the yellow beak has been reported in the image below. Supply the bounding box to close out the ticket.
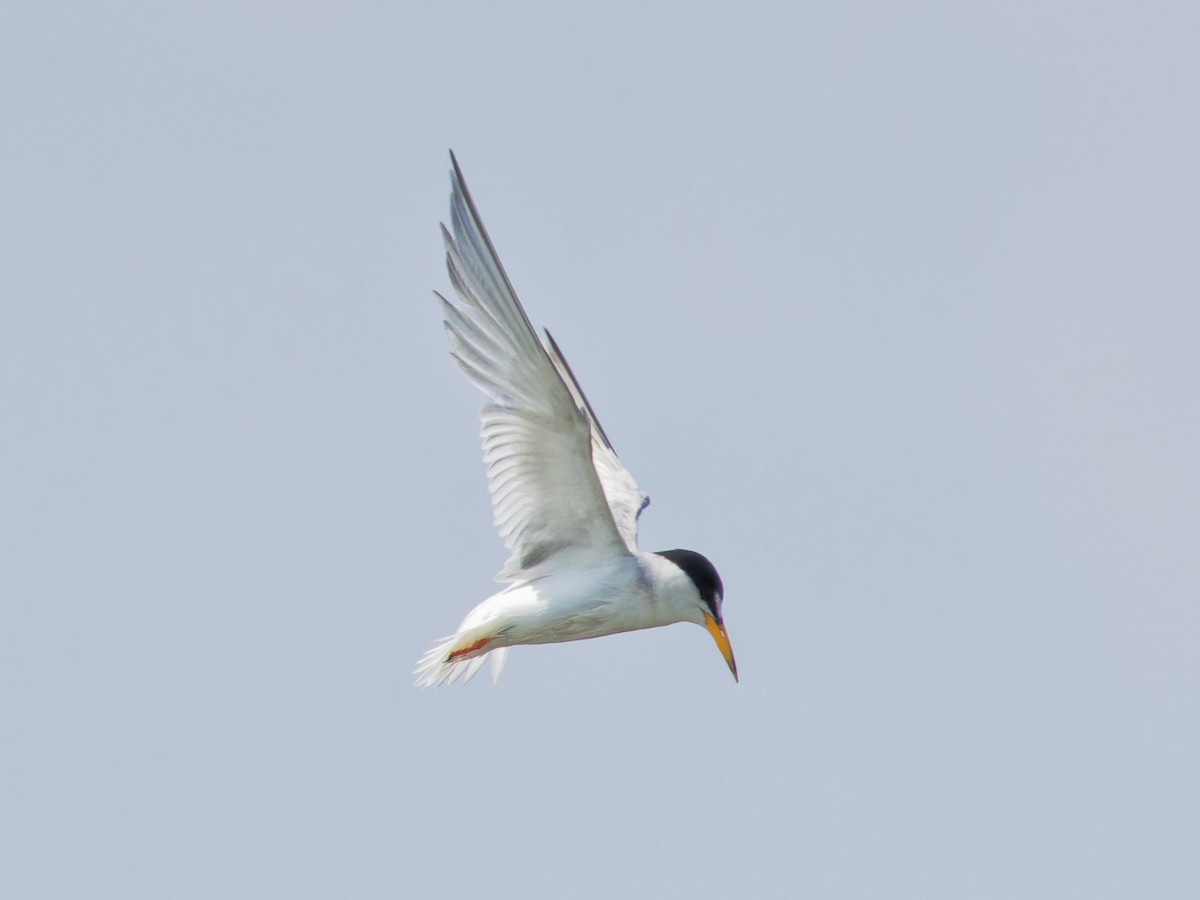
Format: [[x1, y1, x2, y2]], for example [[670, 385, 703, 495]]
[[703, 613, 738, 682]]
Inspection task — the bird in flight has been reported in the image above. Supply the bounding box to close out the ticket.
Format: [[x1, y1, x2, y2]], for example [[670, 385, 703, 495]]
[[414, 153, 736, 687]]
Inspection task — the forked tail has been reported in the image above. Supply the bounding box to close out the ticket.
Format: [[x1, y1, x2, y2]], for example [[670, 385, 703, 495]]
[[413, 632, 510, 687]]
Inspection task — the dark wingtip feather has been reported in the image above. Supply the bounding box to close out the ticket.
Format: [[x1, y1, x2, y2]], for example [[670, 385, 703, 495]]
[[543, 328, 617, 453]]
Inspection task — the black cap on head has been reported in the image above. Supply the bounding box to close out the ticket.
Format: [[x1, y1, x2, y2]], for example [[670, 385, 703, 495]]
[[655, 549, 724, 623]]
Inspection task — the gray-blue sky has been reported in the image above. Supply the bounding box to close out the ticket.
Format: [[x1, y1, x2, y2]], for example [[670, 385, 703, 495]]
[[2, 2, 1198, 897]]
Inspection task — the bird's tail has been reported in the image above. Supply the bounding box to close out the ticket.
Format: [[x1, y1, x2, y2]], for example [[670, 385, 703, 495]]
[[413, 630, 510, 687]]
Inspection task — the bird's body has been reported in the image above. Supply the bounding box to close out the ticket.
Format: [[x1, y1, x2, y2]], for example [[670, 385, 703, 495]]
[[416, 552, 711, 686], [414, 153, 736, 687]]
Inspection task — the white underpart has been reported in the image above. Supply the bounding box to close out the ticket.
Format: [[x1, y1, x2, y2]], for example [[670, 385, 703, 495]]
[[413, 555, 706, 687], [414, 155, 688, 687]]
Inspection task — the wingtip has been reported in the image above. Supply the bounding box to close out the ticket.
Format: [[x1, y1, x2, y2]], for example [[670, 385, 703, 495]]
[[448, 149, 466, 190]]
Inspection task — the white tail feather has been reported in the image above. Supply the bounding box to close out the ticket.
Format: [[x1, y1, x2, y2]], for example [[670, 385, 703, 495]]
[[489, 646, 509, 683], [414, 633, 509, 688]]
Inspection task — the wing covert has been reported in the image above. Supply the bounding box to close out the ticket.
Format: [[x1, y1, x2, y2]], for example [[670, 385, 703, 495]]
[[438, 153, 630, 580], [542, 330, 649, 550]]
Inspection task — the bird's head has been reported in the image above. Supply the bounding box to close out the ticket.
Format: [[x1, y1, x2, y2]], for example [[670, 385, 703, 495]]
[[654, 549, 738, 682]]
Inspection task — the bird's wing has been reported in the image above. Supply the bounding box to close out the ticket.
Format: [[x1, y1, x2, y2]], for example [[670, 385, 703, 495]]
[[438, 153, 632, 581], [542, 329, 649, 551]]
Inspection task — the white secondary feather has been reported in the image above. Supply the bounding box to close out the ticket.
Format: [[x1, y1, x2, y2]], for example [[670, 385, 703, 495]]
[[412, 155, 737, 690], [542, 330, 649, 551], [437, 153, 647, 582]]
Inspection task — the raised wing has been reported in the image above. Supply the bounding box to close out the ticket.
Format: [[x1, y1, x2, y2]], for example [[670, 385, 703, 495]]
[[542, 330, 649, 550], [438, 152, 631, 581]]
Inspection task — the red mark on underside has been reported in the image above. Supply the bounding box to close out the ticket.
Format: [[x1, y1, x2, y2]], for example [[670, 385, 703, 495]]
[[447, 636, 493, 661]]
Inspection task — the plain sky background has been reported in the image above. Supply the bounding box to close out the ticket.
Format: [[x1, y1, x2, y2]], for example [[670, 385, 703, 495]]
[[2, 3, 1198, 897]]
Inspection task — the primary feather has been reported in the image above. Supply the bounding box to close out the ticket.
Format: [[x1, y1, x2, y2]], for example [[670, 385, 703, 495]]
[[414, 154, 734, 689], [437, 152, 646, 583]]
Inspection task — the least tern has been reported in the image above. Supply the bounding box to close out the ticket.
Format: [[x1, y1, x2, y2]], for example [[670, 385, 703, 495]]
[[414, 153, 736, 687]]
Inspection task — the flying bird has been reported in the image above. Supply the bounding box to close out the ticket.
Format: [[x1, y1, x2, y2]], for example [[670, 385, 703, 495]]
[[414, 153, 736, 687]]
